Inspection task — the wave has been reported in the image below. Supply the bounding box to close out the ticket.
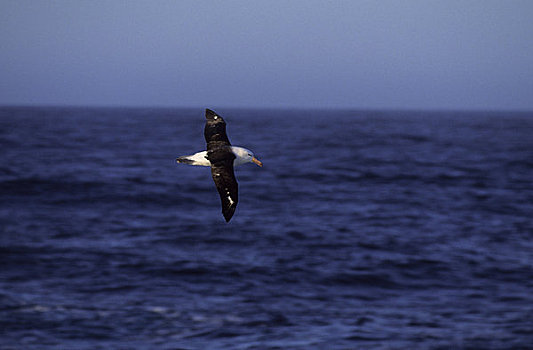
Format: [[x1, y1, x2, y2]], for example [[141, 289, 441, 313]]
[[0, 176, 205, 206]]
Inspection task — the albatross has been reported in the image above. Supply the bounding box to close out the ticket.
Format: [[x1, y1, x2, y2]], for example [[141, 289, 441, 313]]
[[176, 109, 262, 222]]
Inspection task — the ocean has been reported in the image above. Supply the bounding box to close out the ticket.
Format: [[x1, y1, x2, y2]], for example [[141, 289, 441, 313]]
[[1, 107, 532, 349]]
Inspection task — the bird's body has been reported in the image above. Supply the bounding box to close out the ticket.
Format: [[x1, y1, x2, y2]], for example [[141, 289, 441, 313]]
[[177, 146, 260, 167], [176, 109, 262, 222]]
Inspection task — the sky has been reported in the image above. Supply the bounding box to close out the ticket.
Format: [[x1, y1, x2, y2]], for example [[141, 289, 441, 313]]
[[1, 0, 532, 110]]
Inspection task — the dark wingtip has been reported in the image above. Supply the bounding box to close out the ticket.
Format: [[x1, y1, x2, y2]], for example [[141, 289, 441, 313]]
[[223, 212, 233, 222], [206, 108, 216, 117], [223, 207, 236, 222], [206, 108, 225, 123]]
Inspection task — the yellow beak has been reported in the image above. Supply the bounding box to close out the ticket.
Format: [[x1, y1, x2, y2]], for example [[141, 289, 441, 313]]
[[252, 157, 263, 167]]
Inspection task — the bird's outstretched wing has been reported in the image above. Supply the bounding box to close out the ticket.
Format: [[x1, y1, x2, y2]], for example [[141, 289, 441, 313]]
[[205, 108, 231, 146], [204, 109, 238, 222], [209, 153, 238, 222]]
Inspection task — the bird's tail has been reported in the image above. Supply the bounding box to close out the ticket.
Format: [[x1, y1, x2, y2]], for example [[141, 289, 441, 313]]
[[176, 156, 194, 165], [176, 151, 211, 166]]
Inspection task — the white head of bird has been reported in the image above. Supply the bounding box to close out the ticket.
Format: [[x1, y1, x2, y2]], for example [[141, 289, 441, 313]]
[[231, 146, 263, 167]]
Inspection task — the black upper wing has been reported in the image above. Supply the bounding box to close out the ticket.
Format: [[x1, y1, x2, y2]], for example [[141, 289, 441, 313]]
[[204, 108, 231, 145], [204, 109, 238, 222], [209, 153, 238, 222]]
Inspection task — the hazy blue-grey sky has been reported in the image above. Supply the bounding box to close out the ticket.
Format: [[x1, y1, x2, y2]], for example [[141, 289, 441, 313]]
[[1, 0, 532, 110]]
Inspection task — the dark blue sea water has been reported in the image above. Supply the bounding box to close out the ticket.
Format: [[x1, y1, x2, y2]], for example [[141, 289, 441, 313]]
[[1, 107, 532, 349]]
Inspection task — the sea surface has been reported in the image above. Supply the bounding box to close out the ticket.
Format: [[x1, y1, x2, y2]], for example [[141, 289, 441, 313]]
[[1, 107, 532, 350]]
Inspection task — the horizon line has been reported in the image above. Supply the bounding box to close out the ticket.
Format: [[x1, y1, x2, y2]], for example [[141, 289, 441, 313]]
[[0, 103, 532, 114]]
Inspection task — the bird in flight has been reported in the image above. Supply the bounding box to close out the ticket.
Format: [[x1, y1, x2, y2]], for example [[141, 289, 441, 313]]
[[176, 109, 263, 222]]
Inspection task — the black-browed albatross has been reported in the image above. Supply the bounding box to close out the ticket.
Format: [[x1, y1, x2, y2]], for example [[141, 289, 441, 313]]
[[176, 109, 262, 222]]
